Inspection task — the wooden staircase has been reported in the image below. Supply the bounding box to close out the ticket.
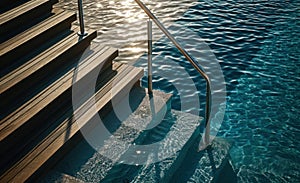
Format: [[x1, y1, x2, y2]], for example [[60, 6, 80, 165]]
[[0, 0, 143, 182]]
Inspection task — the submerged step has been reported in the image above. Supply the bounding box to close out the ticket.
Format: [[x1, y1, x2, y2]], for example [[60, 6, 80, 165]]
[[41, 100, 204, 183], [129, 110, 203, 183]]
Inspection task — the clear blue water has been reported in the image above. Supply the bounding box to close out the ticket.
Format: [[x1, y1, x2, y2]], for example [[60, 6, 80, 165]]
[[136, 0, 300, 182], [57, 0, 300, 182]]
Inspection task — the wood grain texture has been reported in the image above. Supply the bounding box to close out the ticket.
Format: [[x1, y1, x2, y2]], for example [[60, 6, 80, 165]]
[[0, 9, 76, 67]]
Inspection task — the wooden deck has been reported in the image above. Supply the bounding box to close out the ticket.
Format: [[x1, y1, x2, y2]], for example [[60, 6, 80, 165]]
[[0, 0, 143, 182]]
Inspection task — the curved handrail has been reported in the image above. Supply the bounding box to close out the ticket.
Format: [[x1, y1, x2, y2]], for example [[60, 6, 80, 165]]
[[134, 0, 212, 149]]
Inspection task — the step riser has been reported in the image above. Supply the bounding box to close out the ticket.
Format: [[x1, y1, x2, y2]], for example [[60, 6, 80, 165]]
[[0, 31, 97, 118], [0, 0, 58, 43], [0, 13, 76, 70], [0, 0, 31, 13]]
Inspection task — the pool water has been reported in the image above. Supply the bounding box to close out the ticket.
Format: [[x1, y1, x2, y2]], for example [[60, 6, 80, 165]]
[[137, 1, 300, 181], [171, 1, 300, 182], [57, 0, 300, 182]]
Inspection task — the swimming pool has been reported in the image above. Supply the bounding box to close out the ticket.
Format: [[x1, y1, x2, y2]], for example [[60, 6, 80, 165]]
[[56, 0, 300, 182]]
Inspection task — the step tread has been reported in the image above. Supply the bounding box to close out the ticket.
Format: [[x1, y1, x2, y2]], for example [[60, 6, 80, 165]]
[[0, 44, 117, 141], [0, 0, 52, 25], [0, 63, 144, 182], [0, 9, 74, 57]]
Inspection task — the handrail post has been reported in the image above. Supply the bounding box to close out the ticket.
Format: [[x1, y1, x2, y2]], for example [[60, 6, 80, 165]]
[[77, 0, 87, 36], [203, 84, 211, 146], [147, 19, 153, 94]]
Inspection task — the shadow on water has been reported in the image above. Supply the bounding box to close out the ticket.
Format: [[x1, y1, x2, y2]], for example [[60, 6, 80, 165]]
[[213, 158, 237, 183], [171, 137, 237, 183]]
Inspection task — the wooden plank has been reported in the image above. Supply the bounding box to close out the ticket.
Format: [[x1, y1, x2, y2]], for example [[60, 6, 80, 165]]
[[0, 43, 108, 131], [0, 43, 108, 125], [0, 0, 50, 24], [0, 43, 114, 168], [0, 26, 90, 94], [0, 9, 76, 67], [0, 0, 29, 13], [0, 0, 59, 43], [0, 28, 97, 117], [0, 9, 72, 55], [0, 27, 79, 93]]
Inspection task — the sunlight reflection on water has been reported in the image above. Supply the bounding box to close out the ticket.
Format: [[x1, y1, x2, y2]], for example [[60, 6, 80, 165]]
[[56, 0, 197, 63]]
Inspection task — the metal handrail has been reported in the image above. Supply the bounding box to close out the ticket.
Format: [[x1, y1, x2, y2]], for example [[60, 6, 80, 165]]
[[77, 0, 87, 36], [134, 0, 212, 149]]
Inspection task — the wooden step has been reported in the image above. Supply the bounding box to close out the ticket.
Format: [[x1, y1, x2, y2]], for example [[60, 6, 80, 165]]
[[0, 62, 143, 182], [0, 9, 76, 69], [0, 0, 59, 42], [0, 44, 118, 174], [0, 27, 97, 119]]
